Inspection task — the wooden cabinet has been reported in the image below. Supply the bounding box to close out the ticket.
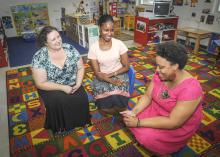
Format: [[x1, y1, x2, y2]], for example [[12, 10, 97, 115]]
[[65, 15, 79, 43], [124, 14, 135, 30], [0, 19, 8, 67], [113, 17, 121, 37], [134, 16, 178, 45]]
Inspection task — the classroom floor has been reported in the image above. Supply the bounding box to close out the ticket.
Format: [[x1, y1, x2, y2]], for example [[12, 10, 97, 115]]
[[0, 30, 138, 157]]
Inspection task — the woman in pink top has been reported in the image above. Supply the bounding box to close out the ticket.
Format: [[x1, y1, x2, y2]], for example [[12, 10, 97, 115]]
[[88, 15, 130, 115], [121, 42, 203, 156]]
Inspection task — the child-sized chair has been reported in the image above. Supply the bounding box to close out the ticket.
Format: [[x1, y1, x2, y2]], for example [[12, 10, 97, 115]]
[[128, 66, 135, 95]]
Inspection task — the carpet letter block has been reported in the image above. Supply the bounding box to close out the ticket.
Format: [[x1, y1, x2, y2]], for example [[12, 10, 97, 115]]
[[187, 134, 211, 154], [136, 72, 144, 80], [95, 118, 122, 136], [30, 128, 50, 145], [62, 146, 88, 157], [9, 103, 26, 114], [12, 148, 38, 157], [86, 139, 108, 157], [8, 79, 20, 90], [11, 123, 28, 136], [85, 85, 92, 93], [202, 111, 216, 125], [10, 133, 32, 153], [38, 144, 59, 157], [20, 79, 34, 87], [89, 102, 98, 112], [22, 86, 37, 94], [7, 73, 19, 79], [62, 134, 80, 151], [9, 111, 28, 126], [105, 129, 132, 150], [23, 91, 39, 102], [27, 99, 41, 109], [209, 89, 220, 99], [7, 69, 18, 75], [76, 126, 101, 144], [8, 89, 22, 104]]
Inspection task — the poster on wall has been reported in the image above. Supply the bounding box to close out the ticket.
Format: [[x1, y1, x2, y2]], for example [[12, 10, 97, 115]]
[[136, 21, 146, 33], [2, 16, 13, 29], [31, 3, 50, 31], [10, 3, 49, 35], [10, 5, 32, 35], [206, 15, 215, 24], [173, 0, 183, 6]]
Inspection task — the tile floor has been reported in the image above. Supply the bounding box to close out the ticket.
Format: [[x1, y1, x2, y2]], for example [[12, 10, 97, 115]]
[[0, 30, 139, 157]]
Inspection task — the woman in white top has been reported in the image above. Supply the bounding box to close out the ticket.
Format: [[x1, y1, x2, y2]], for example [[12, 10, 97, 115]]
[[88, 14, 130, 116]]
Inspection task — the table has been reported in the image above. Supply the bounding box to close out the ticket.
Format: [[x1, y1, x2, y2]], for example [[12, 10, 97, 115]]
[[177, 27, 211, 53], [213, 39, 220, 68]]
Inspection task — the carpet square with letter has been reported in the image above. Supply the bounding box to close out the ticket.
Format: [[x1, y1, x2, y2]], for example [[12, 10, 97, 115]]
[[6, 46, 220, 157]]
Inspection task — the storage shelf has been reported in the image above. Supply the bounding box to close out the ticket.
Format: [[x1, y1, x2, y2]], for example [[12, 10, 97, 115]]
[[134, 16, 179, 45], [148, 29, 176, 33]]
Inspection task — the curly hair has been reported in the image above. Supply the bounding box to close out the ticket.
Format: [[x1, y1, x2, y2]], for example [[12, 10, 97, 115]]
[[156, 42, 188, 70], [37, 26, 59, 48], [98, 14, 114, 27]]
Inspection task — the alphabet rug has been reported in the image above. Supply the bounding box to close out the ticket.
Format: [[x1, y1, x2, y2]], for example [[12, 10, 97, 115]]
[[7, 46, 220, 157]]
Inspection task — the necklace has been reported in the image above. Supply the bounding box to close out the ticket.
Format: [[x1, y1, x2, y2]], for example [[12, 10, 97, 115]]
[[161, 90, 170, 99], [157, 85, 170, 100]]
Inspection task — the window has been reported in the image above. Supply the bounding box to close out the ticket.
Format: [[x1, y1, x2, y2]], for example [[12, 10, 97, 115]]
[[139, 0, 154, 5]]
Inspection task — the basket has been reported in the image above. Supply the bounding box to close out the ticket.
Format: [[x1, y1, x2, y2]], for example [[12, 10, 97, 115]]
[[21, 31, 36, 42], [79, 15, 90, 24]]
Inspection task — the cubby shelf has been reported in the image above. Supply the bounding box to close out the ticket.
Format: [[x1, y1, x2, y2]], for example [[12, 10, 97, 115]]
[[134, 16, 179, 45]]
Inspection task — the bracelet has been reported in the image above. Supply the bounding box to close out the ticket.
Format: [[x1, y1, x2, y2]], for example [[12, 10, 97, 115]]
[[136, 118, 140, 127]]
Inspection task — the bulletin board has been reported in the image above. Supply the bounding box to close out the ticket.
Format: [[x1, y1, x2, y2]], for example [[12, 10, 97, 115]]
[[10, 3, 50, 35]]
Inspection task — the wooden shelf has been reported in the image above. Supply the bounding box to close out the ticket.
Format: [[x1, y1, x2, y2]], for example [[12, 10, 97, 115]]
[[134, 16, 179, 45]]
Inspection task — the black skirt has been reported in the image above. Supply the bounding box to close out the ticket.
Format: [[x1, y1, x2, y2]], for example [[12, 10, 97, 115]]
[[38, 86, 91, 133]]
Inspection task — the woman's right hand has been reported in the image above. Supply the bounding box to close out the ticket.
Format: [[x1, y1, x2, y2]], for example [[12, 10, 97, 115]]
[[120, 110, 136, 118], [110, 79, 125, 86], [62, 85, 73, 94]]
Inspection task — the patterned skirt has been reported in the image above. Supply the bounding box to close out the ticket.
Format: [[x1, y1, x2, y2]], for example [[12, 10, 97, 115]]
[[92, 73, 130, 109]]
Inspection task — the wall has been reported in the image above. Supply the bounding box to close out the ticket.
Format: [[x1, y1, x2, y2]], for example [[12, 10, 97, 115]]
[[173, 0, 220, 45], [0, 0, 99, 37], [0, 0, 62, 37], [174, 0, 220, 32]]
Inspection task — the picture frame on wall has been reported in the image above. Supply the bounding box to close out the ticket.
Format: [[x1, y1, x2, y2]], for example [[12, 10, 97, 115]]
[[200, 15, 205, 22], [136, 20, 146, 33], [173, 0, 183, 6], [2, 16, 13, 29], [206, 15, 215, 24]]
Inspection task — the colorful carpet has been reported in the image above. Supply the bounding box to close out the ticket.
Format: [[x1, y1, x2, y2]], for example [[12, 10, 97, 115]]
[[6, 45, 220, 157]]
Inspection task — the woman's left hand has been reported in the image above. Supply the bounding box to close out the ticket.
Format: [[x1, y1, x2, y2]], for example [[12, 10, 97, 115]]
[[123, 116, 139, 127], [71, 84, 81, 94]]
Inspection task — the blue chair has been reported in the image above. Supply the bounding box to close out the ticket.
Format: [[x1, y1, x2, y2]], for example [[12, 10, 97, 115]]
[[128, 66, 135, 95], [111, 66, 135, 123]]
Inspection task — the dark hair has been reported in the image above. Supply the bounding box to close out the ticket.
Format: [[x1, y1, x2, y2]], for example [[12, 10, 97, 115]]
[[37, 26, 59, 48], [156, 42, 188, 70], [98, 14, 114, 27]]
